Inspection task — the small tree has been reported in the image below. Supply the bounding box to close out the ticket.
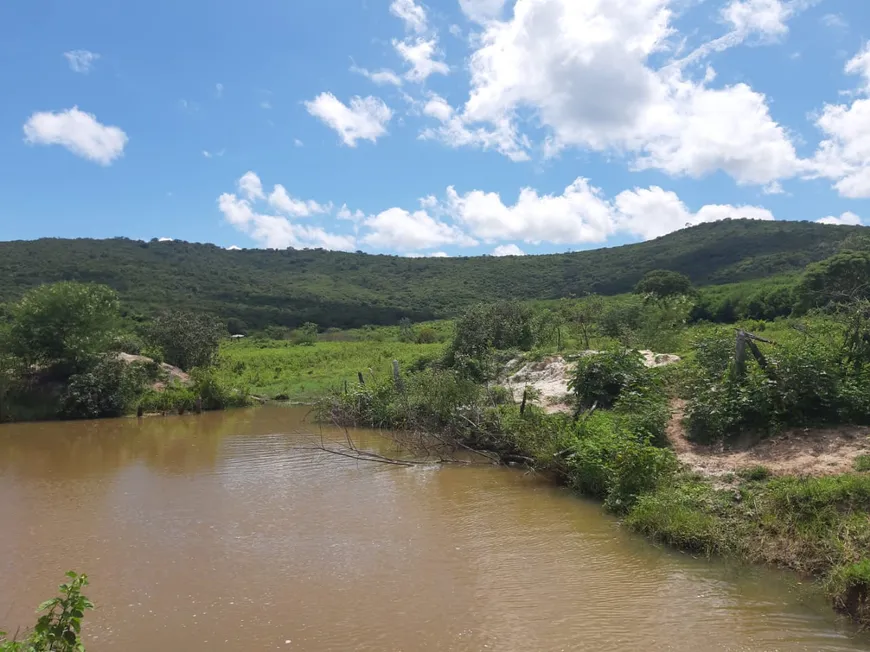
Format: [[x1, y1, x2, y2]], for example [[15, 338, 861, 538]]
[[295, 322, 318, 346], [634, 270, 694, 300], [148, 311, 225, 371], [566, 295, 604, 349], [9, 282, 120, 375]]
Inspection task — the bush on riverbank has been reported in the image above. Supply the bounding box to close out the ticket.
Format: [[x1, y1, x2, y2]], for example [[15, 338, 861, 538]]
[[684, 319, 870, 443]]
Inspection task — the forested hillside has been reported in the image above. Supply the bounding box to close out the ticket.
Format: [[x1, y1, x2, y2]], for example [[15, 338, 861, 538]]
[[0, 220, 862, 329]]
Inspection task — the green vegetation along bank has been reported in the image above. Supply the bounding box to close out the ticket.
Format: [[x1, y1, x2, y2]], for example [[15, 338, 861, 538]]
[[312, 275, 870, 629], [0, 219, 863, 330]]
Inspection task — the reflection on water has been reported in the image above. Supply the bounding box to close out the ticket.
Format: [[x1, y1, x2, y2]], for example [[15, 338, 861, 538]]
[[0, 406, 867, 651]]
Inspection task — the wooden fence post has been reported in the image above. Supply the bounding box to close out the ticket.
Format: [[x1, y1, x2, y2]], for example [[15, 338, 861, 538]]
[[392, 360, 404, 392]]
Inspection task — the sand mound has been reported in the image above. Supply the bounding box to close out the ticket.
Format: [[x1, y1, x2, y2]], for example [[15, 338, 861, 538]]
[[503, 350, 681, 414], [666, 399, 870, 478], [116, 353, 191, 388]]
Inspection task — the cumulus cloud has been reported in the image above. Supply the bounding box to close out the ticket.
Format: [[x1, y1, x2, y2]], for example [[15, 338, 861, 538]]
[[440, 178, 776, 244], [363, 207, 477, 250], [810, 44, 870, 198], [390, 0, 427, 33], [614, 186, 775, 240], [64, 50, 99, 73], [420, 0, 802, 186], [268, 184, 331, 217], [218, 172, 355, 251], [446, 179, 615, 244], [459, 0, 507, 22], [817, 211, 863, 226], [722, 0, 789, 38], [23, 107, 127, 165], [305, 93, 393, 146], [492, 244, 526, 256], [394, 38, 449, 82]]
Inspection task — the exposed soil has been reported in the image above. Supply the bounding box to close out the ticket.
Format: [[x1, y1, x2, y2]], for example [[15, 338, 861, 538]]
[[503, 351, 682, 414], [667, 399, 870, 478], [116, 353, 191, 389]]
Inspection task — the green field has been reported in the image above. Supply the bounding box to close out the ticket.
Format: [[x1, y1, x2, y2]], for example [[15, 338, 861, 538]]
[[216, 337, 446, 401]]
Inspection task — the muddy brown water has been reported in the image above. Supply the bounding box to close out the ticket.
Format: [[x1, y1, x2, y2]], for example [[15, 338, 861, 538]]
[[1, 406, 868, 651]]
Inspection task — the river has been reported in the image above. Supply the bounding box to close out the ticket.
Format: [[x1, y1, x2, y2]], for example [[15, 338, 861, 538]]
[[0, 406, 867, 651]]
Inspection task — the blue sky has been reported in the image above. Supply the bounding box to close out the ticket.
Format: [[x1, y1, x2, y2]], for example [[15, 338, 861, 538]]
[[1, 0, 869, 257]]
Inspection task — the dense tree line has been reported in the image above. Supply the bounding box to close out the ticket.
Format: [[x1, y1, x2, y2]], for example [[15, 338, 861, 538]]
[[0, 220, 860, 330]]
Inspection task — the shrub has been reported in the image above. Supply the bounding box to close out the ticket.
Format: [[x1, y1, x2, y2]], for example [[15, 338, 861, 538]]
[[293, 322, 318, 346], [148, 311, 225, 371], [0, 571, 93, 652], [60, 357, 148, 419], [416, 327, 438, 344], [190, 368, 251, 410], [565, 413, 678, 513], [445, 301, 536, 380], [568, 349, 647, 409], [9, 282, 120, 376]]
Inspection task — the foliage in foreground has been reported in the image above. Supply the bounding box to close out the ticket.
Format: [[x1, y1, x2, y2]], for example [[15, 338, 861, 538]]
[[0, 572, 93, 652]]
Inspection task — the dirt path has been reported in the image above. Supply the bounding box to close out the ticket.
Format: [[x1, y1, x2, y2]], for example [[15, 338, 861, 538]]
[[667, 399, 870, 477]]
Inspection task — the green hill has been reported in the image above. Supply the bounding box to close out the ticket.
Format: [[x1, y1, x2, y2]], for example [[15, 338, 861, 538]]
[[0, 220, 861, 329]]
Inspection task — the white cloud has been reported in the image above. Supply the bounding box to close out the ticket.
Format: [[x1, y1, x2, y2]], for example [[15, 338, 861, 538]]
[[614, 186, 774, 240], [492, 244, 526, 256], [203, 149, 225, 158], [363, 207, 477, 250], [294, 139, 304, 147], [352, 66, 403, 86], [390, 0, 427, 33], [238, 171, 265, 200], [215, 83, 224, 98], [445, 178, 616, 244], [845, 42, 870, 91], [810, 44, 870, 198], [23, 107, 127, 165], [722, 0, 789, 38], [420, 96, 531, 161], [432, 0, 802, 186], [822, 13, 848, 30], [64, 50, 99, 73], [218, 174, 355, 251], [260, 101, 272, 110], [439, 178, 776, 245], [337, 204, 366, 222], [459, 0, 507, 22], [305, 93, 393, 146], [227, 245, 242, 250], [268, 184, 330, 217], [394, 38, 449, 82], [158, 237, 174, 242], [423, 95, 454, 121], [818, 211, 862, 226], [406, 251, 450, 258]]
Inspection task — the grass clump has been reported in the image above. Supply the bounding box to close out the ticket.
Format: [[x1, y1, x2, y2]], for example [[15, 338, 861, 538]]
[[828, 560, 870, 623], [625, 484, 729, 556], [738, 465, 772, 482], [854, 455, 870, 472]]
